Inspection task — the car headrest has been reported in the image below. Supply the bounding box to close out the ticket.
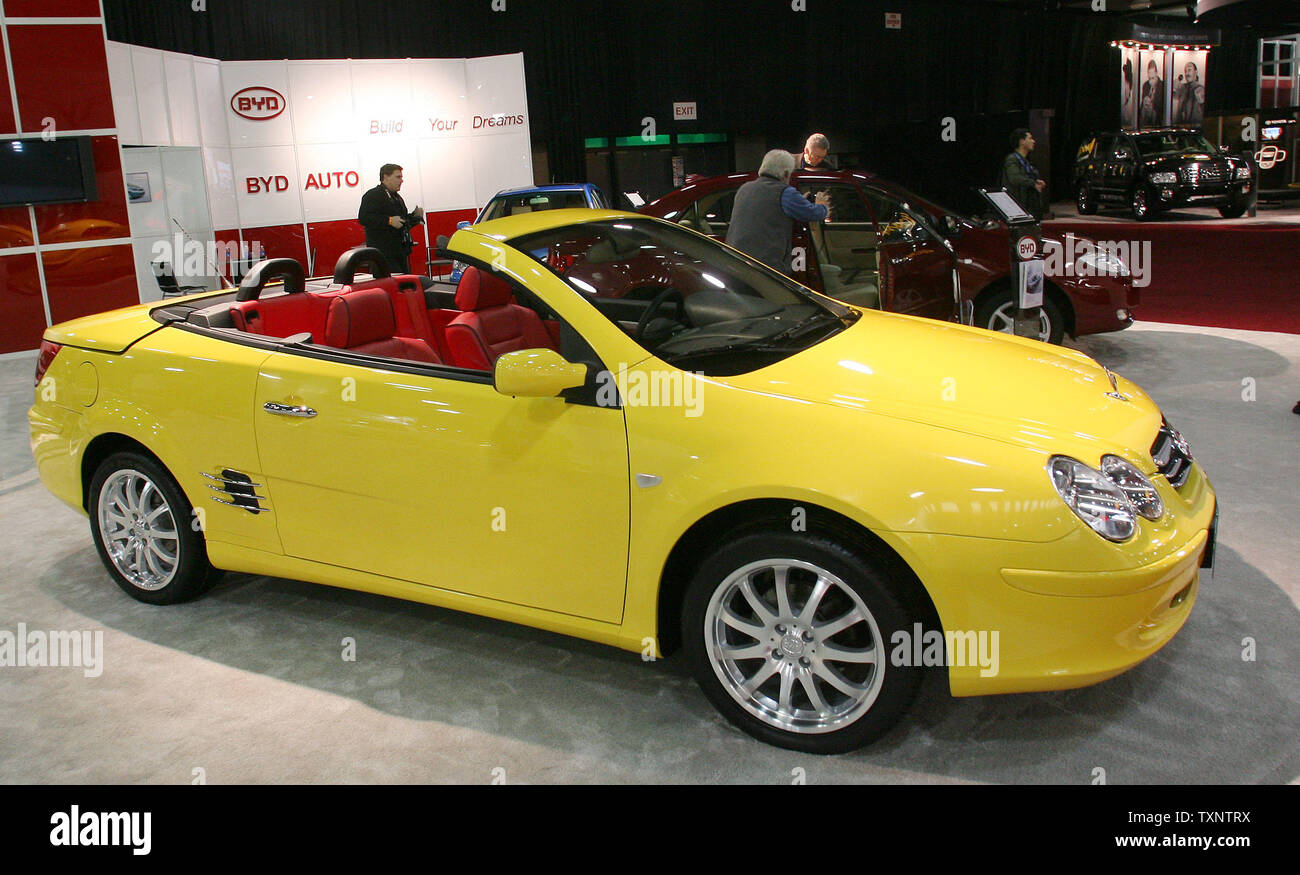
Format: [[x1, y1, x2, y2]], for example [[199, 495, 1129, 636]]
[[333, 247, 392, 285], [324, 288, 396, 348], [585, 235, 642, 264], [455, 266, 514, 311], [236, 258, 306, 302]]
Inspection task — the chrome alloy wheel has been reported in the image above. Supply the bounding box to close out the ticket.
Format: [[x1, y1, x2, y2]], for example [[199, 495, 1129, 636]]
[[704, 559, 886, 734], [986, 301, 1050, 342], [96, 469, 180, 591]]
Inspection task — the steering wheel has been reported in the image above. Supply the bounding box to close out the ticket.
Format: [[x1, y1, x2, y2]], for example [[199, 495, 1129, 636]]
[[634, 287, 687, 342]]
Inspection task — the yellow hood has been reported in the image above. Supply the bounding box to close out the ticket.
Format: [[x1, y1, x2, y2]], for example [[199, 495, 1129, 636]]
[[727, 309, 1162, 467]]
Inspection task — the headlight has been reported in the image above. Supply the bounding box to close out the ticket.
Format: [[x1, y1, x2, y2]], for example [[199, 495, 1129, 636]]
[[1149, 172, 1177, 184], [1048, 456, 1137, 542], [1076, 251, 1130, 277], [1099, 455, 1164, 520], [1235, 166, 1252, 179]]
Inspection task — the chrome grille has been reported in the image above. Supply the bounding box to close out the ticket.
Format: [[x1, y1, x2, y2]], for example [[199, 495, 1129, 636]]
[[204, 468, 271, 514], [1150, 421, 1193, 488], [1181, 163, 1225, 186]]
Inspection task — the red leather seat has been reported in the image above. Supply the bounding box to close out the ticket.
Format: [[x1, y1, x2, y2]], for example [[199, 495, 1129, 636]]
[[446, 267, 557, 370], [230, 293, 330, 339], [323, 287, 441, 363]]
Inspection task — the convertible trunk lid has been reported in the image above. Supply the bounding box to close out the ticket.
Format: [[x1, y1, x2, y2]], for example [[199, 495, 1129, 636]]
[[43, 302, 168, 354]]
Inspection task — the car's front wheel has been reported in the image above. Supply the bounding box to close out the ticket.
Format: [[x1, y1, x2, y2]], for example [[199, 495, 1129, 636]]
[[89, 452, 220, 605], [1130, 186, 1151, 221], [975, 289, 1065, 345], [1076, 181, 1098, 215], [682, 530, 922, 754], [1218, 201, 1247, 219]]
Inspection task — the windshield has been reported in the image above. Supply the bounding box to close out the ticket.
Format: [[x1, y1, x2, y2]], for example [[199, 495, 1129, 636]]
[[481, 190, 590, 221], [1133, 131, 1218, 157], [505, 218, 857, 374]]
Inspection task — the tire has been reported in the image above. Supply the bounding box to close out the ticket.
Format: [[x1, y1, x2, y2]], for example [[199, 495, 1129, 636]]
[[1130, 186, 1151, 221], [1218, 202, 1247, 219], [88, 451, 220, 605], [681, 530, 923, 754], [1076, 182, 1098, 215], [974, 288, 1065, 345]]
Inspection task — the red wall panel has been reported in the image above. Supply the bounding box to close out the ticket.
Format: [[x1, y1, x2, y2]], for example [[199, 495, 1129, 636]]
[[213, 228, 242, 285], [8, 24, 114, 132], [305, 208, 474, 279], [0, 206, 32, 249], [0, 251, 47, 353], [2, 0, 102, 15], [32, 135, 128, 240], [43, 242, 137, 324], [241, 224, 308, 269], [416, 208, 476, 275], [306, 219, 363, 280], [0, 57, 15, 135]]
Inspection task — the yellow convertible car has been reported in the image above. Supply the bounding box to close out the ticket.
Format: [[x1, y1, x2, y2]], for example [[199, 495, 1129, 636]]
[[29, 210, 1216, 754]]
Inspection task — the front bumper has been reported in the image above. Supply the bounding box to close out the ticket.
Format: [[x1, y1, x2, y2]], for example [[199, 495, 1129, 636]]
[[887, 462, 1216, 697], [1147, 179, 1252, 209]]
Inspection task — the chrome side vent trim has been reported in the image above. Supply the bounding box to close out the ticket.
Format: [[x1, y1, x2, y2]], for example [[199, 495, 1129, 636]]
[[203, 468, 271, 514]]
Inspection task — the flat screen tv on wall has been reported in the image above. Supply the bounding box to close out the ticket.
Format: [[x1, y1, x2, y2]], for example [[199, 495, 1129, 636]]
[[0, 136, 97, 208]]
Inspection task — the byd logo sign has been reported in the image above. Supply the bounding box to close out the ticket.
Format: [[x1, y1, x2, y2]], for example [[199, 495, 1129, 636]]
[[231, 87, 286, 121], [1255, 144, 1288, 170]]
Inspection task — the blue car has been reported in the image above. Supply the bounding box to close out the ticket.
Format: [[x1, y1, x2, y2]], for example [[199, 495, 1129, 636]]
[[448, 183, 609, 282]]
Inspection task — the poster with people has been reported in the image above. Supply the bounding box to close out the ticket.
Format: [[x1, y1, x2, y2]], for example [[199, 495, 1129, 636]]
[[1120, 47, 1140, 129], [1138, 50, 1167, 128], [1171, 49, 1208, 126]]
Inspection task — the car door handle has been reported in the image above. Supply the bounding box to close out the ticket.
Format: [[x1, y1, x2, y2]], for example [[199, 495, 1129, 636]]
[[263, 402, 317, 418]]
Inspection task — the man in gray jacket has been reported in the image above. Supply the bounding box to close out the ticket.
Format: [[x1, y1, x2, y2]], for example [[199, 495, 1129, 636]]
[[726, 149, 830, 274]]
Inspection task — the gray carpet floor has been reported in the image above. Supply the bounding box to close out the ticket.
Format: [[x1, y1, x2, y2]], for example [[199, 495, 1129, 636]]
[[1, 321, 1296, 784]]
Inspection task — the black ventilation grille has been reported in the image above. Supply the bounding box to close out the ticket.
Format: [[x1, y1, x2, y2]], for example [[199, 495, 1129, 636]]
[[1150, 422, 1193, 489]]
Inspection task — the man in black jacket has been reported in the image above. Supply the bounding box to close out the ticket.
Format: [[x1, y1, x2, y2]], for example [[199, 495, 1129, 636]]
[[358, 164, 424, 273]]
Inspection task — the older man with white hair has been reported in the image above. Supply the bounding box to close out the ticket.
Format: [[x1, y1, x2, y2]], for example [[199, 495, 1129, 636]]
[[725, 149, 830, 274]]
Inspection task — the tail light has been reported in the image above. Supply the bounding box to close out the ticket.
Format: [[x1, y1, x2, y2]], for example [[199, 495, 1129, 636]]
[[35, 340, 62, 387]]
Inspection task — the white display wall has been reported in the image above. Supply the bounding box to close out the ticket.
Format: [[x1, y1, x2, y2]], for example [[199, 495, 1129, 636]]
[[106, 42, 533, 278], [121, 147, 219, 302]]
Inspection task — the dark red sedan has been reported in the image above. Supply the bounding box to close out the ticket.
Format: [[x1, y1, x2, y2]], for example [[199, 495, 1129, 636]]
[[642, 170, 1137, 344]]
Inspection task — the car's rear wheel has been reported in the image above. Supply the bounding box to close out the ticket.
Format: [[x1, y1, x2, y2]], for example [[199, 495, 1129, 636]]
[[1076, 182, 1098, 215], [89, 452, 220, 605], [975, 289, 1065, 345], [1130, 186, 1151, 221], [682, 530, 922, 754]]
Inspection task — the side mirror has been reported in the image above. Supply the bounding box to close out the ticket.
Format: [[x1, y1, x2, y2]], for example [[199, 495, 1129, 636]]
[[903, 221, 928, 243], [493, 348, 588, 398], [941, 214, 962, 238]]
